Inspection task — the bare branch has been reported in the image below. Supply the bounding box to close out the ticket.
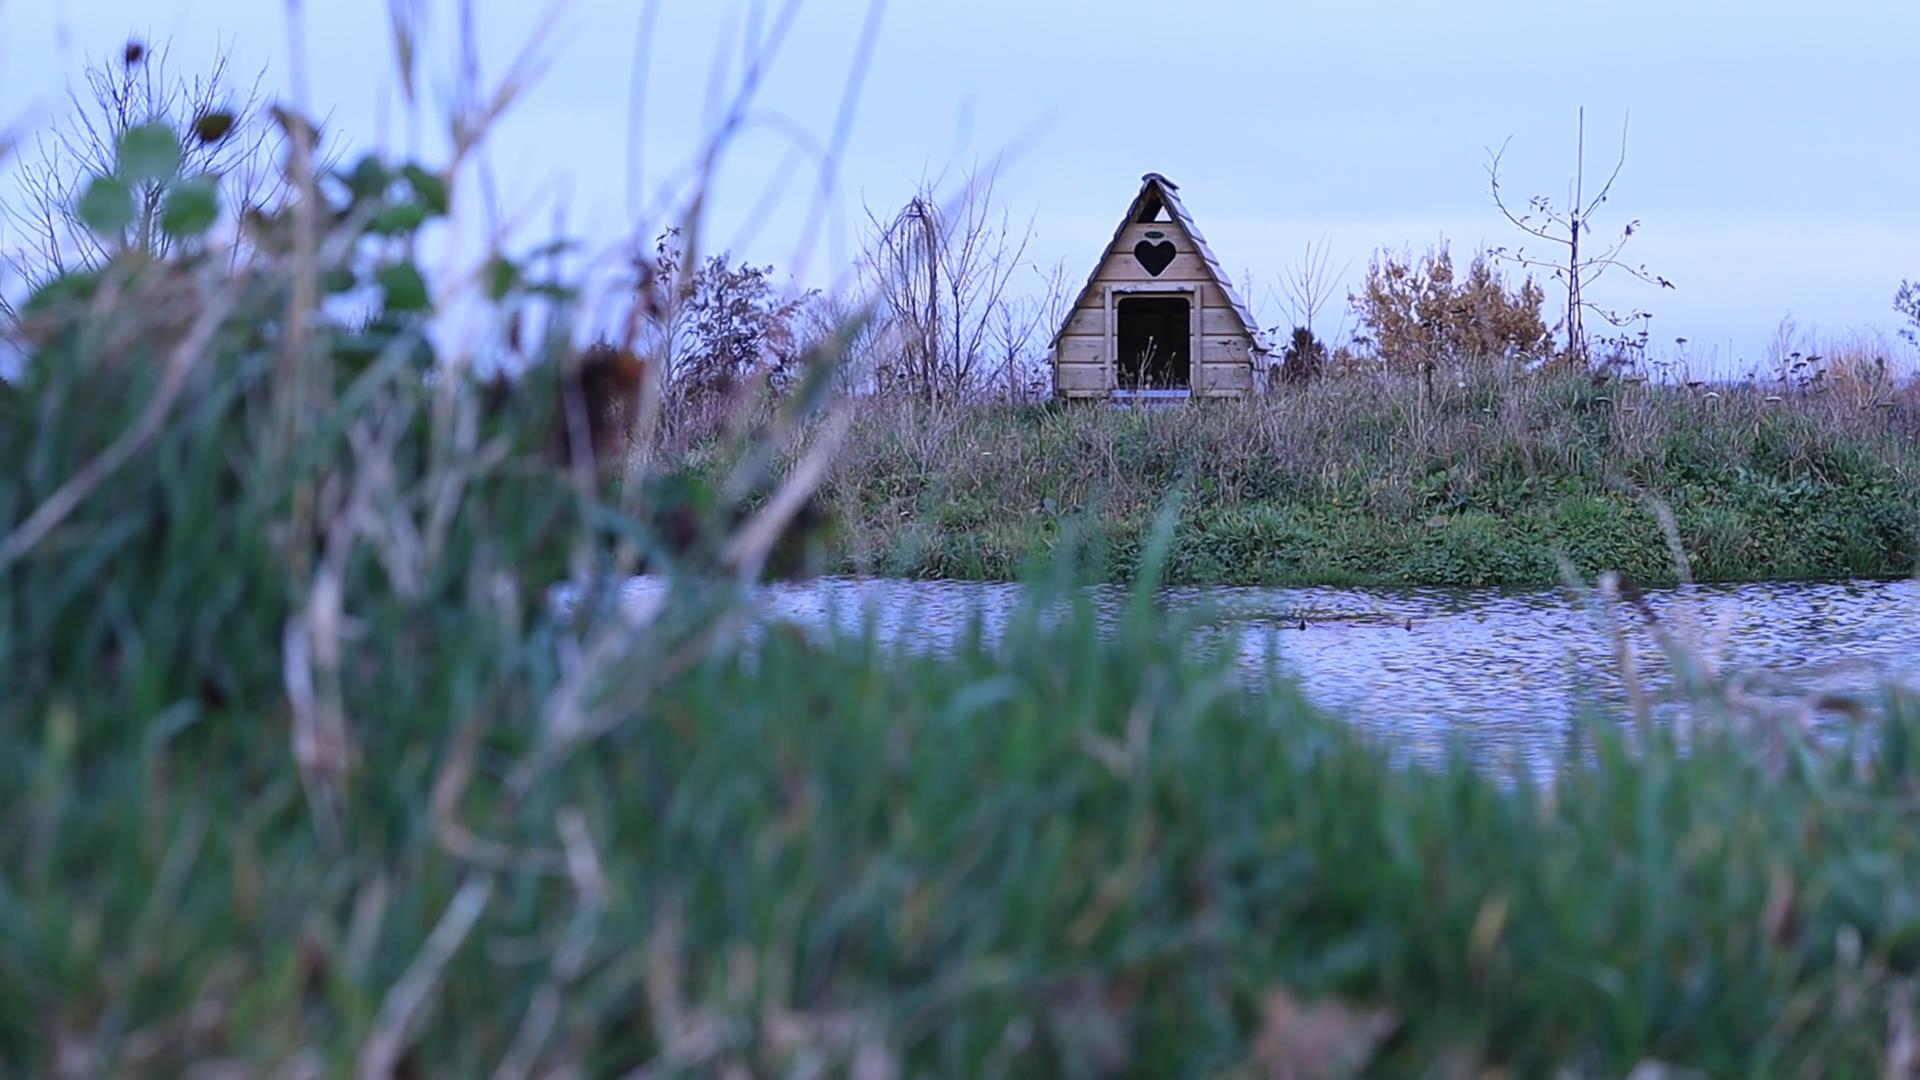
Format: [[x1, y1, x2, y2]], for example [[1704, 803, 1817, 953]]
[[1277, 234, 1351, 336], [1581, 112, 1632, 219], [1486, 144, 1567, 246]]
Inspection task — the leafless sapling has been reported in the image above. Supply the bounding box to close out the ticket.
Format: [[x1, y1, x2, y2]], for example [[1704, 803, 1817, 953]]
[[1485, 107, 1673, 367], [863, 165, 1035, 403]]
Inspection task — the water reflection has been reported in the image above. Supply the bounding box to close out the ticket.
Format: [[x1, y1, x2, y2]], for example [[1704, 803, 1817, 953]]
[[609, 574, 1920, 776]]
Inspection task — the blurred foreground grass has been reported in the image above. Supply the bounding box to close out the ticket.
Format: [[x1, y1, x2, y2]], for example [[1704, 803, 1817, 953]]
[[7, 94, 1920, 1080]]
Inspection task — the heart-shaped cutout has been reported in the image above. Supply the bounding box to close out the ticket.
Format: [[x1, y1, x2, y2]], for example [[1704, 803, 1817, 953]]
[[1133, 239, 1176, 277]]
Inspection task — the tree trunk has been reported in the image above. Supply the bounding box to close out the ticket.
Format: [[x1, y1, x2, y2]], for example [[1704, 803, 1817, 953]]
[[1566, 213, 1581, 366]]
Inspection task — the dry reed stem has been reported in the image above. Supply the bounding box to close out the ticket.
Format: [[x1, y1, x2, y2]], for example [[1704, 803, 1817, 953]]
[[490, 808, 609, 1079], [430, 712, 567, 875], [275, 1, 324, 592], [358, 874, 495, 1079], [1890, 979, 1918, 1080]]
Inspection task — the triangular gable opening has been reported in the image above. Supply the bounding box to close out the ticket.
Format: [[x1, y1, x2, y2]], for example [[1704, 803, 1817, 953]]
[[1134, 193, 1172, 223]]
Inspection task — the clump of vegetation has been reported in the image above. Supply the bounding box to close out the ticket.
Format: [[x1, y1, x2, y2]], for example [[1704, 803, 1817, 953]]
[[628, 226, 819, 448], [0, 38, 288, 304], [1349, 245, 1553, 373], [1278, 325, 1327, 385]]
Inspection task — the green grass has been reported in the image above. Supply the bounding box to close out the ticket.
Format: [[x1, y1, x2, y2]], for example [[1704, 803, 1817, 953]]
[[810, 374, 1920, 588], [9, 461, 1920, 1074]]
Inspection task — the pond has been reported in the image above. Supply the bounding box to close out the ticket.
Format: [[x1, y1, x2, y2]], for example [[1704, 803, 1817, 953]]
[[605, 574, 1920, 777]]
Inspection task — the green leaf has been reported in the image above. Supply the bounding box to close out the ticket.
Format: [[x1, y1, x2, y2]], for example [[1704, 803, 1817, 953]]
[[344, 155, 388, 200], [76, 176, 135, 235], [401, 164, 450, 216], [191, 110, 237, 145], [118, 122, 182, 183], [484, 256, 521, 301], [377, 263, 431, 313], [370, 203, 429, 237], [321, 267, 358, 294], [22, 270, 103, 314], [160, 178, 220, 239]]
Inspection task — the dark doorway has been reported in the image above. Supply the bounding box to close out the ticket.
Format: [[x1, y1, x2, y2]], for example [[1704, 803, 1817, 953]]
[[1116, 296, 1191, 391]]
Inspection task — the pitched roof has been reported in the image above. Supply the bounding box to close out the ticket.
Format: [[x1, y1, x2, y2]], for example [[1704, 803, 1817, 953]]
[[1051, 173, 1270, 354]]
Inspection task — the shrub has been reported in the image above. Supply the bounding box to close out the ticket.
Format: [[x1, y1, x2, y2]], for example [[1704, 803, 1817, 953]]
[[1278, 325, 1328, 385], [1350, 245, 1553, 373]]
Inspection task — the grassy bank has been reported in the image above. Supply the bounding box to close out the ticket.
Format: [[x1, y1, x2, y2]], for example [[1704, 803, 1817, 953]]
[[813, 366, 1920, 587]]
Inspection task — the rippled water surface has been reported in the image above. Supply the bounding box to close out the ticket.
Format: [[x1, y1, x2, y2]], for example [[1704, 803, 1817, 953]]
[[613, 575, 1920, 774]]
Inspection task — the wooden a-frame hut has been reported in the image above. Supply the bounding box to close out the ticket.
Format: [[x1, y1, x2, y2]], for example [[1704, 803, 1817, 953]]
[[1050, 173, 1270, 401]]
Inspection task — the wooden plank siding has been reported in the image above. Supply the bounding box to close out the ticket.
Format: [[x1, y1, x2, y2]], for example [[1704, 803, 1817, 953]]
[[1112, 281, 1234, 309], [1054, 363, 1110, 392], [1198, 364, 1253, 393], [1086, 256, 1214, 285], [1055, 336, 1104, 364], [1110, 223, 1199, 253], [1199, 340, 1256, 365]]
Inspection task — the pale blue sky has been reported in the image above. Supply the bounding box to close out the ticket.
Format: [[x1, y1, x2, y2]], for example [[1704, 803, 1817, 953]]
[[4, 0, 1917, 371]]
